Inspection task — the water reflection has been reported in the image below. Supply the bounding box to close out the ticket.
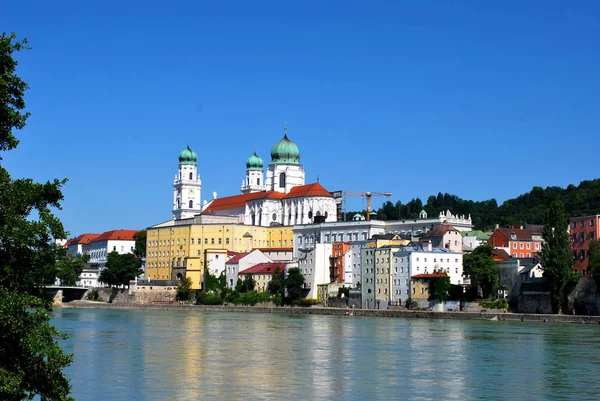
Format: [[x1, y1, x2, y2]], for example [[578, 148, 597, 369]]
[[51, 310, 600, 401]]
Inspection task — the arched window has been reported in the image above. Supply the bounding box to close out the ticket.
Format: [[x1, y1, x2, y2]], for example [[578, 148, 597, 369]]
[[189, 200, 193, 208], [308, 211, 313, 219], [257, 178, 260, 185], [189, 172, 193, 180], [279, 172, 286, 188]]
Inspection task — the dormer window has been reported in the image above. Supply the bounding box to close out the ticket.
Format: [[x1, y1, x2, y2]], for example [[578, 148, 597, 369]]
[[510, 233, 517, 240]]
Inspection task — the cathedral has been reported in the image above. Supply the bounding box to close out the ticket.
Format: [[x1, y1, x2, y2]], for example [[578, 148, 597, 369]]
[[171, 128, 337, 226]]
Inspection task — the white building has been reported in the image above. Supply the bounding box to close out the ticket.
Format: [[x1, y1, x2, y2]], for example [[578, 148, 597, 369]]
[[225, 250, 273, 289], [173, 145, 202, 220], [293, 211, 474, 258], [346, 241, 368, 286], [77, 269, 100, 288], [297, 243, 332, 299], [205, 249, 229, 277], [201, 129, 338, 227], [394, 243, 464, 286], [64, 233, 100, 257], [83, 229, 138, 270]]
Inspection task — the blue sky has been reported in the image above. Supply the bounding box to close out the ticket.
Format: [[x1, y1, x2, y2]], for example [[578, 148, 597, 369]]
[[2, 1, 599, 237]]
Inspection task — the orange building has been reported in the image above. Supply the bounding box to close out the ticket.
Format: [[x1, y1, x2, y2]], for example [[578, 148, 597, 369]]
[[488, 227, 543, 258], [570, 215, 600, 275], [330, 242, 351, 283]]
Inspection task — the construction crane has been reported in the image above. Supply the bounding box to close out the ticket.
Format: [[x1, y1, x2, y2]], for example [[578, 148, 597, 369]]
[[342, 191, 393, 220]]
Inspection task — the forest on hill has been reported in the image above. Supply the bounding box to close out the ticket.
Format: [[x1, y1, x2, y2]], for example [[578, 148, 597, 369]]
[[347, 179, 600, 230]]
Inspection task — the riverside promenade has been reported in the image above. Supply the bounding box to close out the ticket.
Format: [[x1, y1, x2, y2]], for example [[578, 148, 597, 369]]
[[62, 301, 600, 325]]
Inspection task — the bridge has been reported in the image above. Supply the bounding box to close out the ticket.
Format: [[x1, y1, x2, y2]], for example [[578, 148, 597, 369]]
[[45, 286, 90, 302]]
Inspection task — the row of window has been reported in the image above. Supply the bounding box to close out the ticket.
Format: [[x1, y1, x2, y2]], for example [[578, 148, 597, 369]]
[[573, 232, 595, 242], [574, 250, 587, 260], [513, 242, 540, 250], [150, 238, 288, 248], [511, 253, 532, 258], [572, 219, 596, 228]]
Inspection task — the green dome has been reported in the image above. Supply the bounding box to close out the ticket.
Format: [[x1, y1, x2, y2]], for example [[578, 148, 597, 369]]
[[178, 145, 197, 165], [271, 134, 300, 165], [246, 151, 264, 171]]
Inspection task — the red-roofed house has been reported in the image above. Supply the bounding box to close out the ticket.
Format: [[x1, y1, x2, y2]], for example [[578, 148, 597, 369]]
[[225, 249, 272, 289], [84, 229, 139, 269], [488, 227, 544, 259], [64, 233, 100, 257], [239, 262, 285, 292], [419, 224, 463, 252]]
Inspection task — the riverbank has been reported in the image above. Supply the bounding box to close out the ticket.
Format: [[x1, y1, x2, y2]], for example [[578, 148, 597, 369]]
[[61, 300, 600, 324]]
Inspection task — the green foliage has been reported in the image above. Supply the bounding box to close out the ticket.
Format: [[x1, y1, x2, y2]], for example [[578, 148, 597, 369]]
[[284, 267, 305, 302], [132, 229, 146, 258], [337, 287, 350, 298], [55, 253, 85, 286], [365, 179, 600, 230], [268, 267, 285, 304], [588, 240, 600, 289], [299, 298, 320, 306], [240, 274, 256, 293], [0, 290, 74, 401], [404, 297, 413, 309], [202, 294, 223, 305], [99, 252, 143, 287], [0, 32, 73, 400], [480, 298, 509, 310], [86, 288, 101, 301], [81, 252, 90, 263], [428, 276, 451, 302], [463, 243, 498, 299], [176, 276, 193, 301], [539, 201, 573, 313]]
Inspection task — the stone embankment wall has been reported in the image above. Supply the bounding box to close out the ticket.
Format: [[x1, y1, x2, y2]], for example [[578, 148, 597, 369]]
[[64, 302, 600, 325], [83, 287, 176, 305]]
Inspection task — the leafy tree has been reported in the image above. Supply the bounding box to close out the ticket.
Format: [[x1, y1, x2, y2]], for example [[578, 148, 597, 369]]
[[285, 267, 305, 302], [176, 276, 193, 301], [463, 243, 498, 299], [55, 253, 85, 286], [428, 275, 451, 302], [133, 229, 146, 258], [81, 252, 90, 263], [589, 240, 600, 289], [539, 200, 576, 313], [240, 274, 256, 293], [99, 252, 143, 287], [0, 32, 73, 400]]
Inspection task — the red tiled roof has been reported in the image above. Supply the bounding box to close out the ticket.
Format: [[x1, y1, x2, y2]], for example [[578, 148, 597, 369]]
[[239, 262, 285, 275], [495, 228, 542, 242], [65, 233, 100, 247], [253, 247, 293, 252], [225, 252, 250, 265], [421, 224, 458, 238], [91, 229, 138, 242], [493, 248, 511, 261], [203, 183, 332, 213], [204, 191, 286, 212], [286, 183, 332, 198], [411, 273, 448, 279]]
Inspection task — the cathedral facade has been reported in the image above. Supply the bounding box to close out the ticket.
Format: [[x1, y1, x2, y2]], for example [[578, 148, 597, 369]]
[[172, 128, 337, 227]]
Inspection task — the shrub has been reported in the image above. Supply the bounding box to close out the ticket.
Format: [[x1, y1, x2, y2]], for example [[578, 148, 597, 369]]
[[86, 289, 100, 301], [404, 297, 412, 309], [299, 298, 320, 307], [202, 294, 223, 305], [480, 298, 509, 310]]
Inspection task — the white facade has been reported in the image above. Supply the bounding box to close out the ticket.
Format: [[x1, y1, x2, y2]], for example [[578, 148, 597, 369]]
[[173, 160, 202, 220], [241, 169, 266, 194], [84, 239, 135, 270], [265, 162, 305, 194], [244, 196, 337, 227], [394, 244, 464, 285], [206, 249, 228, 277], [77, 269, 100, 288], [346, 241, 368, 286], [225, 250, 272, 289], [297, 243, 332, 299]]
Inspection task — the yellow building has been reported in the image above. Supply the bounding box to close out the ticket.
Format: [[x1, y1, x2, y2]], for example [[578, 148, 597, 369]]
[[146, 215, 293, 289], [410, 273, 447, 302], [374, 246, 401, 302], [238, 262, 284, 292]]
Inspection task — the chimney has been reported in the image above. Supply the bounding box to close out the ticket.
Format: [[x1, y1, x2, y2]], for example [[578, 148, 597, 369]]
[[495, 224, 499, 230], [519, 225, 523, 230]]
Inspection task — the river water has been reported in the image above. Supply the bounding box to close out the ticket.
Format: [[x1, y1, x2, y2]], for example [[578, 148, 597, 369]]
[[52, 308, 600, 400]]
